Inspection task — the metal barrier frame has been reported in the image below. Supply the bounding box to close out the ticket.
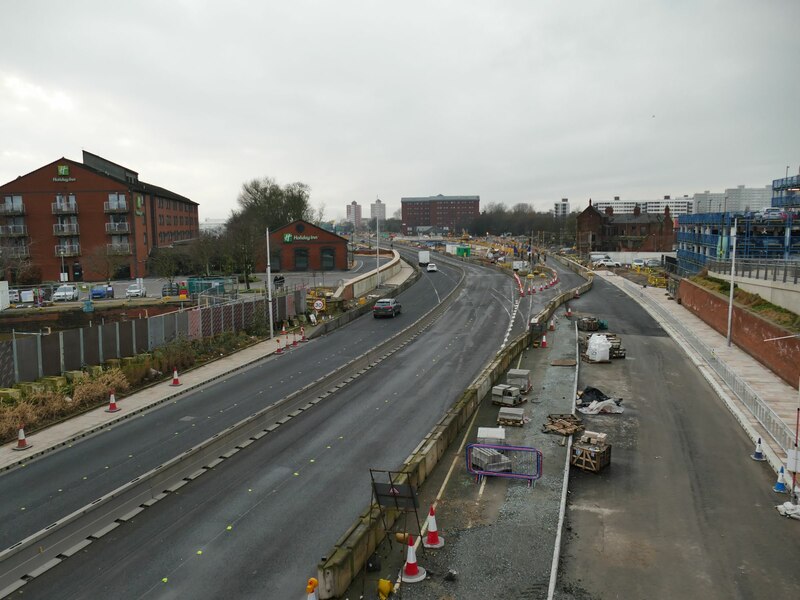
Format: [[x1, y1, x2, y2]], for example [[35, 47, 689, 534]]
[[465, 443, 543, 487]]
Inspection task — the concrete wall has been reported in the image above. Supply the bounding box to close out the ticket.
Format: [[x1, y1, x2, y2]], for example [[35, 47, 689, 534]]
[[707, 267, 800, 315], [334, 250, 401, 300], [677, 279, 800, 387]]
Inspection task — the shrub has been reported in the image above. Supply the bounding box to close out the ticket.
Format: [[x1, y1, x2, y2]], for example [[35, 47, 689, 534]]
[[121, 355, 152, 387]]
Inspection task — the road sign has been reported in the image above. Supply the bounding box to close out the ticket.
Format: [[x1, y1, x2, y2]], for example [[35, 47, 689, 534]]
[[313, 299, 325, 311]]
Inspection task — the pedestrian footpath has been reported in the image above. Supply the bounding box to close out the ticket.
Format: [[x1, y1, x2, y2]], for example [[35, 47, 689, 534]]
[[598, 271, 798, 490]]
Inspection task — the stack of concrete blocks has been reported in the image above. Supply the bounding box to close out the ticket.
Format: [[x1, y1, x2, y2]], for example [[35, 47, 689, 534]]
[[497, 407, 525, 426], [471, 447, 512, 473], [477, 426, 506, 446], [492, 384, 521, 406], [506, 368, 532, 394]]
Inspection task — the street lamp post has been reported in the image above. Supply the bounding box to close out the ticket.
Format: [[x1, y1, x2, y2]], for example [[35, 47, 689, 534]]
[[376, 204, 380, 287], [726, 218, 737, 347], [265, 228, 274, 340], [59, 247, 66, 282]]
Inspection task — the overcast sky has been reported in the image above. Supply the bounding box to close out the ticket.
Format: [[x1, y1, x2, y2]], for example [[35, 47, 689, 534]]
[[2, 1, 798, 222]]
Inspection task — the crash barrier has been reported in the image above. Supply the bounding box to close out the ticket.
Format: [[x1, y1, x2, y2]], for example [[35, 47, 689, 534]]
[[2, 290, 307, 387], [334, 250, 402, 300], [618, 278, 795, 457], [466, 443, 543, 486], [0, 256, 462, 594]]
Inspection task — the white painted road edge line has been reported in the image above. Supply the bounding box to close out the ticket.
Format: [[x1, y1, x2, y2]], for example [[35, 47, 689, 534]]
[[547, 320, 579, 600]]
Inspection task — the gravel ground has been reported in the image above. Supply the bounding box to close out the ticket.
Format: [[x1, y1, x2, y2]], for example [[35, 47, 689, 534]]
[[346, 314, 578, 600]]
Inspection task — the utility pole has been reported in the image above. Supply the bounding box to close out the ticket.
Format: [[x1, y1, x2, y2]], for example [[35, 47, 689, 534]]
[[265, 228, 274, 340], [376, 200, 381, 287]]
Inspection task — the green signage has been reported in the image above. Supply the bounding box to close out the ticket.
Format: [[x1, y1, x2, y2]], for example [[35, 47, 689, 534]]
[[283, 233, 294, 243], [57, 165, 69, 176]]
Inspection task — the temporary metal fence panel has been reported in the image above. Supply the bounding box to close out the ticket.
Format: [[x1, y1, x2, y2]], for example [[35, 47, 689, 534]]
[[15, 337, 39, 383], [200, 305, 213, 338], [286, 293, 295, 317], [465, 443, 543, 486], [148, 314, 165, 351], [118, 322, 134, 358], [163, 311, 178, 344], [621, 279, 794, 454], [40, 333, 61, 377], [61, 330, 82, 371], [133, 318, 148, 353], [187, 309, 202, 340], [0, 342, 14, 388], [211, 305, 223, 335], [82, 327, 100, 367], [175, 311, 189, 341], [101, 323, 118, 361]]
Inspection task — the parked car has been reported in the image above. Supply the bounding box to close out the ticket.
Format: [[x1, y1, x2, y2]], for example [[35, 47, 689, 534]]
[[53, 284, 79, 301], [125, 283, 147, 298], [631, 258, 646, 269], [8, 289, 20, 303], [426, 263, 438, 272], [90, 284, 114, 299], [645, 258, 662, 268], [758, 207, 787, 221], [161, 283, 180, 297], [372, 298, 401, 318], [593, 258, 621, 268]]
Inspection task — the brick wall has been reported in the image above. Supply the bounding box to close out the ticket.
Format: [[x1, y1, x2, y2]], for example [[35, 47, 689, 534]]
[[678, 279, 800, 388]]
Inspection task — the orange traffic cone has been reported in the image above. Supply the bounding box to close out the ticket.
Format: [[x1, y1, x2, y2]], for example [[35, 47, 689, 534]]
[[170, 368, 181, 386], [12, 425, 32, 451], [306, 577, 319, 600], [541, 334, 547, 348], [401, 534, 426, 583], [300, 326, 308, 342], [423, 506, 445, 549], [105, 389, 121, 413]]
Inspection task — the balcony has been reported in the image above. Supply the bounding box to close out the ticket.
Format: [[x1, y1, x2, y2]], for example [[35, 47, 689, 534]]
[[105, 222, 130, 234], [51, 202, 78, 215], [54, 244, 80, 257], [104, 201, 128, 213], [0, 225, 28, 237], [0, 203, 25, 216], [2, 246, 30, 258], [107, 243, 131, 255], [53, 223, 80, 236]]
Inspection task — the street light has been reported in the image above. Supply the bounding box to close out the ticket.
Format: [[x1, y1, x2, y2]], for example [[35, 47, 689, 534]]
[[59, 247, 66, 282]]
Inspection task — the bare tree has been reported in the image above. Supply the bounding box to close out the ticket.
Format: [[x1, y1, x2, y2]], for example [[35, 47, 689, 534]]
[[82, 245, 129, 283], [147, 248, 181, 285]]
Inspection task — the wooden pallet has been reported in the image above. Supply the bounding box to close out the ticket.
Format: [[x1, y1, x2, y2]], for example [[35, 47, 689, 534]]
[[497, 417, 525, 427]]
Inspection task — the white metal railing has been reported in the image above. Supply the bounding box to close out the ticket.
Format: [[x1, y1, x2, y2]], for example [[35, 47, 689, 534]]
[[4, 246, 30, 258], [51, 202, 78, 214], [103, 201, 128, 212], [53, 223, 79, 235], [107, 243, 131, 255], [105, 222, 130, 234], [54, 244, 80, 257], [0, 225, 27, 236], [0, 203, 25, 215], [621, 278, 794, 454]]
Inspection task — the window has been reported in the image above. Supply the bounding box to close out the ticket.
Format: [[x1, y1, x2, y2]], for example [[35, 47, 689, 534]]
[[321, 248, 335, 270], [294, 248, 309, 271]]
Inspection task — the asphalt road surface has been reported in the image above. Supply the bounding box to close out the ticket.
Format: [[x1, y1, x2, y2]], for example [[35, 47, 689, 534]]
[[0, 258, 459, 550], [556, 277, 800, 600], [15, 255, 567, 599]]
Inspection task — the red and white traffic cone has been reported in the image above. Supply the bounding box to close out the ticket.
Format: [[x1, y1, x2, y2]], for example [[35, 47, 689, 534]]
[[566, 305, 572, 317], [105, 389, 121, 413], [541, 334, 547, 348], [12, 425, 32, 451], [574, 290, 580, 299], [281, 323, 287, 336], [292, 331, 299, 347], [170, 368, 181, 386], [401, 534, 426, 583], [285, 333, 291, 351], [300, 326, 308, 342], [306, 577, 319, 600], [423, 506, 445, 549], [276, 338, 283, 355], [549, 319, 555, 331]]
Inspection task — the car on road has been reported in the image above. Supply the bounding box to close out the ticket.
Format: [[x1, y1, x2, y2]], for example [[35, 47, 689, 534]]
[[593, 258, 621, 268], [426, 263, 438, 272], [372, 298, 401, 318], [125, 283, 147, 298], [52, 284, 79, 301], [90, 284, 114, 299]]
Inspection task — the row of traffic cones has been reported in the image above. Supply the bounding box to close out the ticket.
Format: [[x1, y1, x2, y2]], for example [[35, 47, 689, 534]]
[[749, 438, 798, 500], [275, 327, 308, 356]]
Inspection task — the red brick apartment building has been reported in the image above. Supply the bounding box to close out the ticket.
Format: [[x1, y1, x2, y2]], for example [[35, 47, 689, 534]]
[[400, 194, 480, 236], [0, 151, 199, 282]]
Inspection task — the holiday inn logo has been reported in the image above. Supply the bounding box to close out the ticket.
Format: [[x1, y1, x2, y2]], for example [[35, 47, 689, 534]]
[[283, 233, 294, 243], [57, 165, 69, 176]]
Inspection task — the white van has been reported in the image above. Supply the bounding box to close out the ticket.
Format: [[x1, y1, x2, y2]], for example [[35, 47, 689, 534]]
[[590, 253, 611, 264]]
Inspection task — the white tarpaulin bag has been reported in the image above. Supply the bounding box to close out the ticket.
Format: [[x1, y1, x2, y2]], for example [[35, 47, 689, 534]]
[[587, 334, 611, 362]]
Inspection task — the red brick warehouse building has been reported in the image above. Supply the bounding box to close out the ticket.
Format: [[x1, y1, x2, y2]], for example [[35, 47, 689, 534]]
[[0, 151, 199, 282], [266, 220, 351, 272], [400, 194, 480, 236]]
